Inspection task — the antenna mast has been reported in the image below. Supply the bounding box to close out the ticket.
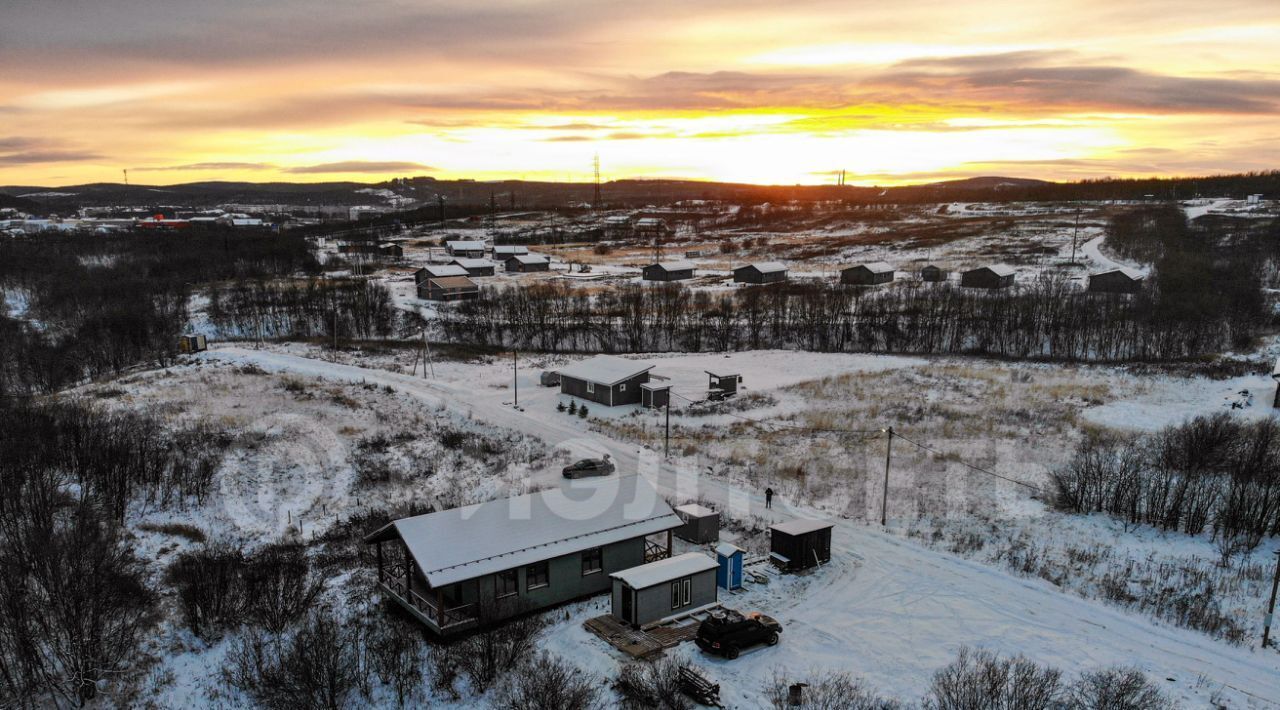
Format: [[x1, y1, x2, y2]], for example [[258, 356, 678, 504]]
[[593, 153, 602, 210]]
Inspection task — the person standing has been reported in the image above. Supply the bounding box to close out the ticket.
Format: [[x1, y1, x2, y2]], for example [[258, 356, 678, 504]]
[[765, 486, 774, 509]]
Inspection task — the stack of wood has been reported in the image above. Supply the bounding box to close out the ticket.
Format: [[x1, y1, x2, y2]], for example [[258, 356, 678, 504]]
[[678, 665, 722, 707]]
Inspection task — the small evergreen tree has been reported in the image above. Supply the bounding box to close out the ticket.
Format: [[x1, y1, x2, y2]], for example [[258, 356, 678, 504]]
[[568, 401, 578, 415], [578, 405, 589, 418]]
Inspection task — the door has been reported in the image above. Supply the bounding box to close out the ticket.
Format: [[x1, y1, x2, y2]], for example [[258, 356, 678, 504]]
[[620, 586, 633, 625]]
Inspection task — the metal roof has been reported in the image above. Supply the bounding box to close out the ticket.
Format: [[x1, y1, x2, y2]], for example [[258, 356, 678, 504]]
[[610, 552, 717, 590], [509, 254, 549, 264], [367, 475, 680, 587], [738, 261, 787, 273], [426, 276, 478, 289], [648, 261, 696, 272], [967, 264, 1016, 277], [493, 245, 529, 255], [557, 355, 655, 386], [846, 262, 894, 274], [675, 503, 716, 518], [445, 240, 485, 250], [421, 264, 468, 278], [770, 518, 834, 536], [1091, 267, 1144, 280], [450, 258, 494, 268]]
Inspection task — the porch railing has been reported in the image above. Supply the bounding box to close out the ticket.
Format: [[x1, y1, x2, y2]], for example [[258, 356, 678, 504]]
[[381, 574, 477, 630]]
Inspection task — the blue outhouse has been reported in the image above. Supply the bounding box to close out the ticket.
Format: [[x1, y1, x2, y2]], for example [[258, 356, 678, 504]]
[[715, 542, 744, 590]]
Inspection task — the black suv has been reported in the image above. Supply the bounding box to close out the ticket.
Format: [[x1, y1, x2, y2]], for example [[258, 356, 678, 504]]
[[695, 609, 781, 659]]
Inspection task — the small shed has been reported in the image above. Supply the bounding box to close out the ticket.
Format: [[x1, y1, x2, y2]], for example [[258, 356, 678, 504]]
[[1088, 268, 1144, 294], [715, 543, 744, 591], [920, 264, 949, 282], [734, 262, 788, 285], [505, 254, 550, 273], [673, 504, 719, 544], [450, 258, 496, 277], [444, 240, 486, 258], [707, 371, 741, 398], [379, 243, 404, 258], [685, 250, 703, 258], [178, 334, 207, 353], [610, 552, 718, 628], [841, 262, 895, 286], [418, 276, 479, 302], [642, 261, 696, 282], [960, 265, 1016, 289], [641, 382, 671, 409], [769, 519, 833, 572]]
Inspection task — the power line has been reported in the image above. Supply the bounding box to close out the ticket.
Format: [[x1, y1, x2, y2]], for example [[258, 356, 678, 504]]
[[890, 430, 1049, 495]]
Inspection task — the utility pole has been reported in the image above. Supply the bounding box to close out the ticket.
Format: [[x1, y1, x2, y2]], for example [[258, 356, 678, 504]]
[[881, 427, 893, 526], [512, 350, 518, 407], [437, 195, 446, 229], [422, 329, 434, 378], [1265, 549, 1280, 648], [593, 153, 602, 210], [664, 401, 671, 457], [1069, 208, 1082, 265]]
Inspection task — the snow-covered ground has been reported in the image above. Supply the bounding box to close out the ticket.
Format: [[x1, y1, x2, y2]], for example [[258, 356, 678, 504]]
[[169, 345, 1280, 707]]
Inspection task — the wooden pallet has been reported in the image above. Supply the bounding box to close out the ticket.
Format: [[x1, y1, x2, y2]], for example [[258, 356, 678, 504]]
[[584, 615, 664, 659]]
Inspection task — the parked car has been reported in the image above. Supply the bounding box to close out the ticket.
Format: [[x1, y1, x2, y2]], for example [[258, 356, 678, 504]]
[[695, 609, 781, 659], [562, 455, 615, 479], [540, 371, 561, 386]]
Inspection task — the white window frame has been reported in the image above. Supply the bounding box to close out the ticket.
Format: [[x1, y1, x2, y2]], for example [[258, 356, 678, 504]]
[[671, 577, 693, 609], [586, 382, 595, 394], [619, 383, 627, 392]]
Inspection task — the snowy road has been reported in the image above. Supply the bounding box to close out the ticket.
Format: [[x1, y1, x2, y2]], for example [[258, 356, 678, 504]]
[[203, 347, 1280, 707]]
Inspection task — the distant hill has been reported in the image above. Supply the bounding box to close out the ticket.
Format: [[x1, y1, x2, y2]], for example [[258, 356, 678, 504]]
[[924, 176, 1054, 191], [0, 193, 38, 212]]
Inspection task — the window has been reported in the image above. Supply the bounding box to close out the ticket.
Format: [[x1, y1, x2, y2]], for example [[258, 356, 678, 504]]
[[495, 569, 518, 599], [670, 577, 693, 609], [619, 383, 627, 392], [586, 382, 595, 394], [526, 561, 549, 590], [582, 547, 603, 576]]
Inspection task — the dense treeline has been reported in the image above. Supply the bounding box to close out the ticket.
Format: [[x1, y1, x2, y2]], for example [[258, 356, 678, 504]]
[[0, 229, 319, 396], [1053, 414, 1280, 558], [439, 209, 1273, 362], [206, 277, 397, 341]]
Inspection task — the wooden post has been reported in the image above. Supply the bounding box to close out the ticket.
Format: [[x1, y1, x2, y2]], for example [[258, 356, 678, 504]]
[[667, 529, 673, 558], [376, 541, 384, 583], [1264, 550, 1280, 648], [881, 427, 893, 526]]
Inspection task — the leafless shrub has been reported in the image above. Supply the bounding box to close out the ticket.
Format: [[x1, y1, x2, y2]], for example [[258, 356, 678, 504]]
[[765, 668, 902, 709], [168, 542, 322, 638], [223, 611, 369, 710], [449, 602, 546, 692], [923, 646, 1065, 710], [1068, 667, 1171, 710], [365, 615, 425, 708], [492, 652, 600, 710], [616, 657, 691, 709]]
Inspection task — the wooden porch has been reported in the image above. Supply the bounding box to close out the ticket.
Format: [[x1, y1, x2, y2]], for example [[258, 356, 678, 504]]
[[375, 540, 479, 633]]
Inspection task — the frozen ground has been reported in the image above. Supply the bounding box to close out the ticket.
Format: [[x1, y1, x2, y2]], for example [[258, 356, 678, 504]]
[[173, 345, 1280, 707]]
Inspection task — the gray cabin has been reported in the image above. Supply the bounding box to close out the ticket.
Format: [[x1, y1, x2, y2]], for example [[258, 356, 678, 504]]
[[1088, 268, 1144, 294], [611, 552, 718, 628], [960, 265, 1016, 289], [415, 264, 468, 284], [640, 383, 671, 409], [920, 264, 949, 282], [674, 504, 719, 544], [734, 262, 788, 285], [505, 254, 551, 273], [841, 262, 895, 286], [418, 275, 479, 301], [450, 258, 496, 277], [558, 355, 654, 407], [770, 519, 833, 572], [365, 475, 681, 636], [643, 261, 695, 282], [445, 240, 486, 258]]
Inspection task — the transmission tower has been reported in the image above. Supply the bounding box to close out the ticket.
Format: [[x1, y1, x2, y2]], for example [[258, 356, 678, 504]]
[[593, 154, 602, 210]]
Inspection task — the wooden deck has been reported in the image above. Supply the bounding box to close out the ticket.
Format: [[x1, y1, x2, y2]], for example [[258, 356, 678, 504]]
[[584, 606, 717, 659]]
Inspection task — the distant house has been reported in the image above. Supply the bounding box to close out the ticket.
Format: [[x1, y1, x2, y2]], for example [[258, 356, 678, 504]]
[[493, 245, 529, 258], [379, 243, 404, 258], [505, 254, 551, 272], [1088, 267, 1144, 294], [603, 215, 633, 238], [450, 258, 496, 277], [417, 275, 479, 301], [414, 264, 468, 283], [920, 264, 948, 282], [960, 265, 1016, 289], [610, 552, 718, 629], [642, 261, 695, 282], [841, 262, 895, 286], [366, 475, 682, 636], [634, 217, 668, 239], [733, 262, 788, 285], [445, 240, 486, 258], [559, 355, 655, 407], [769, 519, 833, 572]]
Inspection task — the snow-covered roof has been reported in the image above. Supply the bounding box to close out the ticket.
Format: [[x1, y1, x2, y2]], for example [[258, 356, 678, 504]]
[[610, 552, 717, 589], [493, 245, 529, 255], [649, 261, 696, 272], [426, 276, 478, 289], [969, 264, 1015, 277], [368, 475, 681, 587], [715, 542, 743, 558], [557, 355, 654, 386], [1092, 267, 1144, 281], [739, 262, 787, 274], [604, 215, 632, 225], [446, 240, 485, 250], [451, 258, 494, 269], [509, 254, 549, 264], [847, 261, 894, 274], [770, 519, 834, 536], [421, 264, 468, 278], [639, 382, 670, 391], [675, 503, 716, 519], [635, 217, 666, 227]]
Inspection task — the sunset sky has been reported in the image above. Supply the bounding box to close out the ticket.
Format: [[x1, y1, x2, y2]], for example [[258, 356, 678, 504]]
[[1, 0, 1278, 187]]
